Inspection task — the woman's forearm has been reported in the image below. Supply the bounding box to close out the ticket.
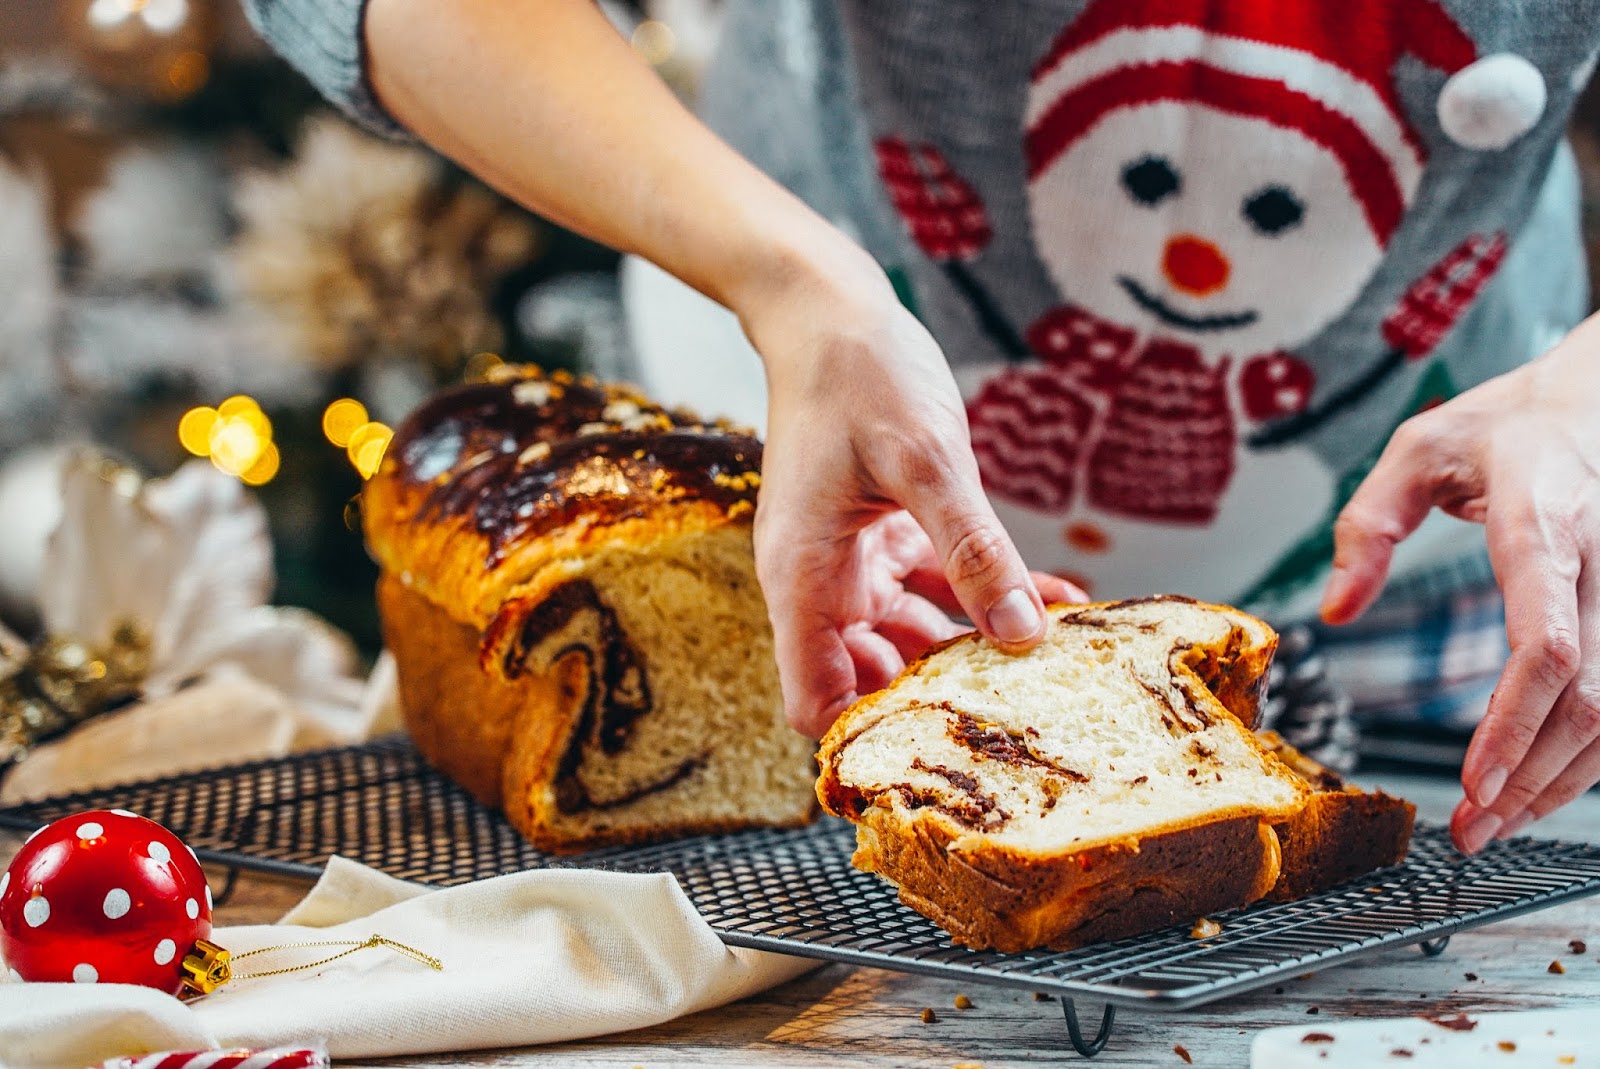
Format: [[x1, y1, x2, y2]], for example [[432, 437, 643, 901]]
[[364, 0, 885, 321]]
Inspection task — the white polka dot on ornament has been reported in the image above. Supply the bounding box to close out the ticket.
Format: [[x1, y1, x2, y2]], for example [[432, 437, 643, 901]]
[[77, 822, 105, 841], [147, 841, 171, 865], [153, 939, 176, 966], [22, 897, 49, 928], [72, 963, 98, 983], [103, 888, 131, 920], [185, 898, 198, 919]]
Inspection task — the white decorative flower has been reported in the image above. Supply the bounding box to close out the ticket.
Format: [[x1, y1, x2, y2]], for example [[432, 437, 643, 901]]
[[37, 451, 370, 742]]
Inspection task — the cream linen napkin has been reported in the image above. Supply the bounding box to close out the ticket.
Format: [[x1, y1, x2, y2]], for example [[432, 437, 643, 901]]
[[0, 856, 818, 1069]]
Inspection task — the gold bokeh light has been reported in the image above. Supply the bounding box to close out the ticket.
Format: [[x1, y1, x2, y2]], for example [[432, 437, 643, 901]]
[[178, 406, 218, 456], [322, 398, 369, 448], [346, 422, 394, 480], [176, 396, 279, 485]]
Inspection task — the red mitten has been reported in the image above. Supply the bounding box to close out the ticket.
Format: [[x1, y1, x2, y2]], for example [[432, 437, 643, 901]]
[[967, 363, 1097, 512]]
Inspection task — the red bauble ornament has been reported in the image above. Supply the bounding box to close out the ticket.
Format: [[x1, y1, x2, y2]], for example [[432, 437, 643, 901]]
[[0, 809, 212, 994]]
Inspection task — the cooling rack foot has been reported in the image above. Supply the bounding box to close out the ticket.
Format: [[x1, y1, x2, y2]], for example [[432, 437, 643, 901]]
[[212, 865, 241, 907], [1061, 999, 1116, 1057], [1418, 936, 1451, 957]]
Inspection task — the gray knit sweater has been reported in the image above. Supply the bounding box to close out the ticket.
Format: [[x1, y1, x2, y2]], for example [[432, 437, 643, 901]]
[[241, 0, 1591, 626]]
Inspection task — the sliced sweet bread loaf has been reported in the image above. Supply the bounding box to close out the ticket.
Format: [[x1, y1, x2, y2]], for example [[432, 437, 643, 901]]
[[816, 596, 1311, 952]]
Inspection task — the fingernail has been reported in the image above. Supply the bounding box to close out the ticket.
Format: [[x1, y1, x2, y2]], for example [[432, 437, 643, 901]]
[[1459, 810, 1504, 855], [986, 589, 1043, 644], [1498, 811, 1535, 839], [1476, 766, 1510, 808], [1319, 567, 1350, 622]]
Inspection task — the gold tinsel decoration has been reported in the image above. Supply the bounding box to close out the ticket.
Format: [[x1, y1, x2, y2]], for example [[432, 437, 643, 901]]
[[228, 117, 541, 379], [0, 620, 151, 765]]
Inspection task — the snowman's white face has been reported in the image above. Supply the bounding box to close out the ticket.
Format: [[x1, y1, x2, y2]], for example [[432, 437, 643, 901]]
[[1028, 101, 1387, 359]]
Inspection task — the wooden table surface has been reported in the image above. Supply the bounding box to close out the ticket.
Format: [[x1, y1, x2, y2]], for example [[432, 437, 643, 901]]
[[6, 771, 1599, 1068]]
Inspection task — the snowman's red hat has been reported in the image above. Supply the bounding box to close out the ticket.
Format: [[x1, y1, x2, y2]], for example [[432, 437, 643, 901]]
[[1025, 0, 1546, 245]]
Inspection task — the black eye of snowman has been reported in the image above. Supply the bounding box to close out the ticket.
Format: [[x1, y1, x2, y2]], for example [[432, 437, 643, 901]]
[[1242, 186, 1304, 235], [1120, 156, 1180, 206]]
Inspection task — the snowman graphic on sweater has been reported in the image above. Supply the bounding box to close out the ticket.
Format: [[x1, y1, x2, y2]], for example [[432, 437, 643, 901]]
[[876, 0, 1544, 610]]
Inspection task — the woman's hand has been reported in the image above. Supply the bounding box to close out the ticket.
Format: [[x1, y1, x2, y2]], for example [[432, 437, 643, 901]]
[[1320, 318, 1600, 853], [740, 252, 1083, 737]]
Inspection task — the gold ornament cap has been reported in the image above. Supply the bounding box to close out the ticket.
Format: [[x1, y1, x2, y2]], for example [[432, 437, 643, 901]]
[[180, 938, 233, 995]]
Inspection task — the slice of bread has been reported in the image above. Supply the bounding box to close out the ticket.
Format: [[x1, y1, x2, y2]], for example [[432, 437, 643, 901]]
[[1257, 730, 1415, 901], [816, 596, 1311, 952]]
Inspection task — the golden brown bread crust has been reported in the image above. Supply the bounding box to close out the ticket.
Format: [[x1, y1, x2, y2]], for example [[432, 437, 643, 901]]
[[363, 366, 762, 631], [1257, 732, 1416, 901], [852, 806, 1282, 951], [816, 596, 1300, 951]]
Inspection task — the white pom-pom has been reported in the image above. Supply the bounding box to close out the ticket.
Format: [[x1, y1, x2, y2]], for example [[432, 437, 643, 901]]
[[1438, 53, 1546, 150]]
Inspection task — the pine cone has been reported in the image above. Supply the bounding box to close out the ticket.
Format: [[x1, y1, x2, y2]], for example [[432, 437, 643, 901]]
[[1256, 625, 1360, 775]]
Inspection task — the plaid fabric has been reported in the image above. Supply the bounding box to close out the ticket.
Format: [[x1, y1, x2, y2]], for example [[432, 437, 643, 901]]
[[1309, 575, 1508, 730]]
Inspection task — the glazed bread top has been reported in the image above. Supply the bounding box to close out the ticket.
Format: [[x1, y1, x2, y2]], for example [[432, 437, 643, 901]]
[[363, 365, 763, 628]]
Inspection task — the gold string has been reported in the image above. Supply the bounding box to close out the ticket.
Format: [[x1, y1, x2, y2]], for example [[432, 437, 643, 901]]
[[230, 935, 443, 980]]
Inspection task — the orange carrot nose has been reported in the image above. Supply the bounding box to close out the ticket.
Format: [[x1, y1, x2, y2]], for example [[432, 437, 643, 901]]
[[1162, 234, 1230, 296]]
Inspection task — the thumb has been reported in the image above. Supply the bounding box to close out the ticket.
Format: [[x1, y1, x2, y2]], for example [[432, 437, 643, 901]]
[[898, 454, 1044, 650], [1321, 421, 1449, 625]]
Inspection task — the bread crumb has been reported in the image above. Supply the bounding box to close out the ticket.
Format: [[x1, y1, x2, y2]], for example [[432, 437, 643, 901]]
[[1428, 1013, 1477, 1031], [1549, 960, 1566, 974], [1464, 973, 1478, 981], [1391, 1050, 1413, 1059], [1569, 939, 1587, 954], [1496, 1041, 1516, 1052], [1298, 973, 1317, 980], [1307, 1006, 1320, 1014], [921, 1008, 937, 1024], [954, 994, 973, 1010], [1301, 1033, 1335, 1043], [1032, 992, 1053, 1001], [1173, 1044, 1192, 1064], [1559, 1056, 1576, 1065], [1190, 917, 1222, 939]]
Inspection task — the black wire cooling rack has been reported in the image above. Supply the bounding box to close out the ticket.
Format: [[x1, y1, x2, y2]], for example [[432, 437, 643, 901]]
[[6, 737, 1600, 1057]]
